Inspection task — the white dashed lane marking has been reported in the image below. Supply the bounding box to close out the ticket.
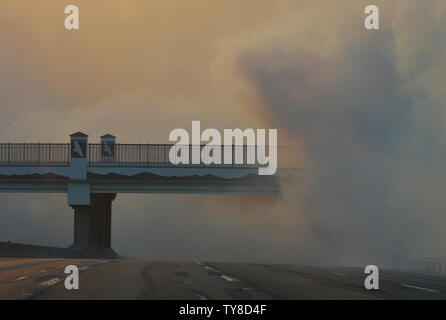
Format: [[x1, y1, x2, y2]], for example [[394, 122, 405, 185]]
[[12, 276, 28, 282], [195, 293, 208, 300], [39, 277, 61, 287], [221, 275, 238, 282], [201, 264, 239, 283], [204, 266, 217, 272], [401, 284, 440, 293]]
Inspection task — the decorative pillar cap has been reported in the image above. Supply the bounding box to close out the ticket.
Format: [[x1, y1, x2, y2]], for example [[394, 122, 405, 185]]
[[70, 132, 89, 138], [100, 134, 115, 139]]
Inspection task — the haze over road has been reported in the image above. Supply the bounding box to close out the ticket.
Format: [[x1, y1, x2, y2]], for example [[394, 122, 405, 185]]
[[0, 258, 445, 300]]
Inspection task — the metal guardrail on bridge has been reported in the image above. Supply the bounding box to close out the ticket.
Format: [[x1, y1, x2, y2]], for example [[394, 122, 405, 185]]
[[0, 143, 348, 169], [0, 143, 70, 166]]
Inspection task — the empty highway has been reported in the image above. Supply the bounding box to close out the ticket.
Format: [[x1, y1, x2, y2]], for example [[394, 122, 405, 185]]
[[0, 258, 445, 300]]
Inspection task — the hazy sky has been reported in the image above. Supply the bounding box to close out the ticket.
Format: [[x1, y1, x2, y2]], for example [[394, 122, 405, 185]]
[[0, 1, 445, 265]]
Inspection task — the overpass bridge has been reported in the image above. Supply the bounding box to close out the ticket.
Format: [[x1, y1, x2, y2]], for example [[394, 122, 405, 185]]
[[0, 132, 347, 257]]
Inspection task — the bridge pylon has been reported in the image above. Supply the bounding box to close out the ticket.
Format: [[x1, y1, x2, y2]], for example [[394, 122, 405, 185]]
[[69, 193, 117, 258]]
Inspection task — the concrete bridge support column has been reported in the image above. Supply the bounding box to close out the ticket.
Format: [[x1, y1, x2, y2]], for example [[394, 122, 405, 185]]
[[70, 193, 117, 258]]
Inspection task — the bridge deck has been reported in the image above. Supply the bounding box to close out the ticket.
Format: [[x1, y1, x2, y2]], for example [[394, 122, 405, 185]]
[[0, 143, 350, 195]]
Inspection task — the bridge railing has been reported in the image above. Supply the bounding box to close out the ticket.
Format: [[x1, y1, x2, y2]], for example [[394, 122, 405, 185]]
[[392, 255, 446, 275], [0, 143, 350, 169], [0, 143, 70, 166], [88, 144, 349, 169]]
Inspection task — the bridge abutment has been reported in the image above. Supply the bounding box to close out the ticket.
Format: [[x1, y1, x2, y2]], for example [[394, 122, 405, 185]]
[[69, 193, 117, 258]]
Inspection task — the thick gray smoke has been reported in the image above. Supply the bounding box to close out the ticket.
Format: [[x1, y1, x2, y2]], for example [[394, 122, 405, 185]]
[[229, 0, 446, 265]]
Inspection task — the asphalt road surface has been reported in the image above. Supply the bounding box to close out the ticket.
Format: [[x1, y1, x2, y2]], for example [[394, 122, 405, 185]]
[[0, 258, 445, 300]]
